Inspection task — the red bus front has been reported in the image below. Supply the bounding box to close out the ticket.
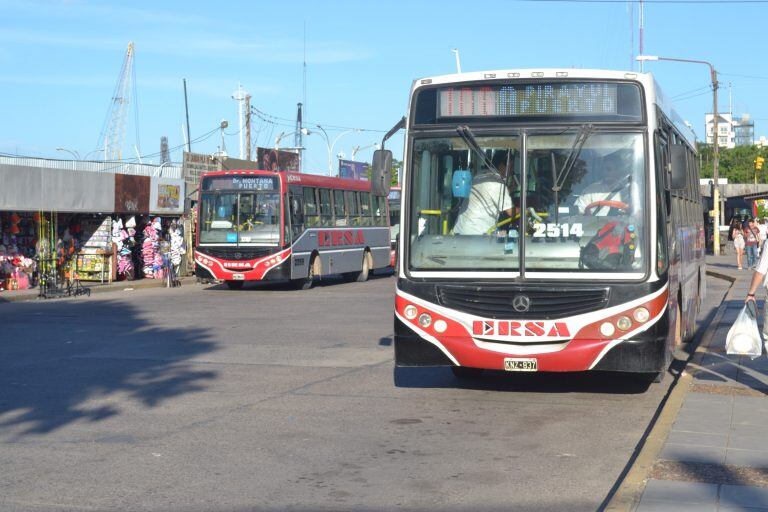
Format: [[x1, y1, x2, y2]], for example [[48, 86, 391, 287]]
[[194, 171, 292, 286]]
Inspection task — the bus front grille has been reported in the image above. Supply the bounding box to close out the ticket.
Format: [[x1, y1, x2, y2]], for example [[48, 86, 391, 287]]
[[197, 247, 273, 260], [437, 285, 609, 320]]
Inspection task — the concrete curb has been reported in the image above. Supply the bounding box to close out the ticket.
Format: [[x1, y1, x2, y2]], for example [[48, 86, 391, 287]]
[[0, 276, 197, 304], [602, 273, 734, 512]]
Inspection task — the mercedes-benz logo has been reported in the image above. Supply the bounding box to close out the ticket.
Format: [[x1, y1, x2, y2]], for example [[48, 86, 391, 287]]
[[512, 294, 531, 313], [234, 252, 242, 260]]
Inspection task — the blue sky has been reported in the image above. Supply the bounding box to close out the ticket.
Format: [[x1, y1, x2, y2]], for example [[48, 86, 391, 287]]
[[1, 0, 766, 174]]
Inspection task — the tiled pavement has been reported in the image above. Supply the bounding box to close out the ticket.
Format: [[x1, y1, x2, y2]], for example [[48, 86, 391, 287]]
[[635, 255, 768, 511]]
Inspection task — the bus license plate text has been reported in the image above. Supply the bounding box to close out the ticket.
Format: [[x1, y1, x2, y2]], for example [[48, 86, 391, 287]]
[[504, 358, 538, 372]]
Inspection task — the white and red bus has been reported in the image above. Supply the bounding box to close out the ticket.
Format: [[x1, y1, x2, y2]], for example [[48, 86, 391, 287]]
[[375, 69, 705, 381], [388, 185, 401, 267], [194, 170, 391, 289]]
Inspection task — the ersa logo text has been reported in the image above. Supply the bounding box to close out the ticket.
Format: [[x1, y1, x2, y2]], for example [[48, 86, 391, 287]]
[[318, 230, 366, 247], [472, 320, 571, 338]]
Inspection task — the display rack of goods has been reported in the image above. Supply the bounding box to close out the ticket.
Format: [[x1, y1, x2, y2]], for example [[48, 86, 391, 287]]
[[75, 249, 113, 282]]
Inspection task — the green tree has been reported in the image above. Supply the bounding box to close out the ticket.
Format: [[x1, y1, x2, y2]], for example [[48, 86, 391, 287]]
[[698, 143, 767, 184], [366, 158, 403, 187]]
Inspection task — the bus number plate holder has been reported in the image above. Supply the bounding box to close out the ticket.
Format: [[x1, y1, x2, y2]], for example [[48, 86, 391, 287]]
[[232, 273, 245, 280], [504, 358, 538, 372]]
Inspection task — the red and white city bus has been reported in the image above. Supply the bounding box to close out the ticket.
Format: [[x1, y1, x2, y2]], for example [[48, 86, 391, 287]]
[[194, 170, 391, 290], [375, 69, 705, 381], [388, 185, 401, 267]]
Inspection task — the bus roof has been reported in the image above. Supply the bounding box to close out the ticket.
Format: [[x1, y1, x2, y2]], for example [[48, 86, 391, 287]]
[[410, 68, 697, 149]]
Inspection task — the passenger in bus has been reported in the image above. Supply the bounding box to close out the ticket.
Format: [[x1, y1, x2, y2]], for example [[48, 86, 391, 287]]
[[574, 151, 631, 216], [453, 150, 517, 235]]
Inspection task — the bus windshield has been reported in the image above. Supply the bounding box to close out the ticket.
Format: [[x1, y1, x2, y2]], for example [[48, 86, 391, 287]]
[[200, 191, 280, 245], [408, 131, 646, 273]]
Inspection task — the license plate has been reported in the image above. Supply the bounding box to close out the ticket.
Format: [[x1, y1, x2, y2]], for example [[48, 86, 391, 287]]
[[504, 358, 538, 372], [232, 273, 245, 280]]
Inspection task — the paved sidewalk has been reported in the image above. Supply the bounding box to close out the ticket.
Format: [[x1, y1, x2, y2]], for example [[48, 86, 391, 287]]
[[635, 255, 768, 511], [0, 275, 196, 303]]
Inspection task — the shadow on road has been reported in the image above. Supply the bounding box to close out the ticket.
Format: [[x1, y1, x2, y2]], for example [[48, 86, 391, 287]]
[[0, 298, 218, 437], [394, 366, 653, 394]]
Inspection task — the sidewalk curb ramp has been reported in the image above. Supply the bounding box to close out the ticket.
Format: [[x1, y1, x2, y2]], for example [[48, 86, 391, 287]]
[[602, 269, 735, 511]]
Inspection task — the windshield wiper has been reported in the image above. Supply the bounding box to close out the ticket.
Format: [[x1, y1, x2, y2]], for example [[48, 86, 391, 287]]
[[456, 125, 521, 189], [551, 123, 593, 222]]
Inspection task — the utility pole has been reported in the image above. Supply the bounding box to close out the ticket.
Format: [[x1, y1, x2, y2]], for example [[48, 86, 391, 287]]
[[232, 84, 247, 159], [183, 79, 192, 152], [712, 66, 721, 255], [295, 103, 303, 171], [245, 94, 252, 161]]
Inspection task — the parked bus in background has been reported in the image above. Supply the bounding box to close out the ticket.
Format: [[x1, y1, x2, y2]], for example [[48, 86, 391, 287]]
[[194, 170, 391, 290], [374, 69, 705, 381], [388, 185, 401, 267]]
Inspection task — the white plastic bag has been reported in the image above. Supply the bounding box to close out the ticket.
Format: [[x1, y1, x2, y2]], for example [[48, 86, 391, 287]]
[[726, 302, 762, 359]]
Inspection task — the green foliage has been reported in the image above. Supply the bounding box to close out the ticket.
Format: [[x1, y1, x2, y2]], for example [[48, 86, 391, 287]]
[[366, 158, 403, 187], [697, 143, 768, 184]]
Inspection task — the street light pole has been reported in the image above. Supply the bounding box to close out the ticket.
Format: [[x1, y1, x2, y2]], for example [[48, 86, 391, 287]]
[[310, 125, 361, 176], [637, 55, 721, 255], [56, 147, 80, 160]]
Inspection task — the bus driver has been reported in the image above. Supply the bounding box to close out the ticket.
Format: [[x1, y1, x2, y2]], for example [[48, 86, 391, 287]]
[[453, 150, 516, 235], [574, 151, 631, 216]]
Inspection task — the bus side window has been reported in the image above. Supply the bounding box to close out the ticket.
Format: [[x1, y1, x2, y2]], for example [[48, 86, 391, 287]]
[[334, 190, 347, 226], [288, 188, 304, 241], [346, 191, 360, 226], [360, 191, 372, 226], [319, 189, 333, 226], [303, 187, 319, 227]]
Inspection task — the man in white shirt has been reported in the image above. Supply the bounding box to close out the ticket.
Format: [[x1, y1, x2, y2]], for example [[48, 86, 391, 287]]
[[574, 152, 631, 216], [453, 151, 516, 235]]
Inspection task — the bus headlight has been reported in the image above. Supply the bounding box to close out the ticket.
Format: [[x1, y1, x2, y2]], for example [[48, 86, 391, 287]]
[[433, 319, 448, 333], [616, 316, 633, 331], [600, 322, 615, 338], [404, 305, 418, 320], [633, 307, 650, 323], [418, 313, 432, 328]]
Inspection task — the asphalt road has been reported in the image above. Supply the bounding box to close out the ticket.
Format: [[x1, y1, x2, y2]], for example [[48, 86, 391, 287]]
[[0, 272, 730, 512]]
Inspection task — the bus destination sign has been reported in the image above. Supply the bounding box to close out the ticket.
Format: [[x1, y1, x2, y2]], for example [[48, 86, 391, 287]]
[[439, 82, 620, 118], [202, 175, 278, 191]]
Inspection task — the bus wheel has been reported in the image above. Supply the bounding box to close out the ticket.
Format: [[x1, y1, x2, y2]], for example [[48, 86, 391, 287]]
[[226, 280, 244, 290], [674, 303, 683, 347], [292, 256, 316, 290], [355, 251, 372, 282], [451, 366, 484, 379]]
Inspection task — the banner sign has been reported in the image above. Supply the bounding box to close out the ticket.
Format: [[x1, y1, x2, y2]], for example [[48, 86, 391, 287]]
[[338, 160, 370, 181], [256, 148, 300, 172]]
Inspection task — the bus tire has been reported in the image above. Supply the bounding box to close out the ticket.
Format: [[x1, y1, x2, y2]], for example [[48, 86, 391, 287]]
[[292, 255, 317, 290], [451, 366, 484, 379], [355, 250, 372, 282], [226, 280, 244, 290], [674, 303, 683, 347]]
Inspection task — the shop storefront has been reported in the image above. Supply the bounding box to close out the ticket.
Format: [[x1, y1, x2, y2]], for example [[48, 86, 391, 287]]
[[0, 163, 186, 294]]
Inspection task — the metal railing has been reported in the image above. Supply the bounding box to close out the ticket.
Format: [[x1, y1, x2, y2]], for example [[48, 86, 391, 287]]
[[0, 155, 183, 179]]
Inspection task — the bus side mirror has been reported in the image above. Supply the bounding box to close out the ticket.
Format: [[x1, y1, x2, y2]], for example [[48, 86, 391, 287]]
[[669, 144, 688, 190], [371, 149, 392, 197]]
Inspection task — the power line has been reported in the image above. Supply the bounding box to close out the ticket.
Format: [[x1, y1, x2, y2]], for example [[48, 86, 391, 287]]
[[671, 85, 711, 100], [251, 107, 388, 133], [720, 72, 768, 81]]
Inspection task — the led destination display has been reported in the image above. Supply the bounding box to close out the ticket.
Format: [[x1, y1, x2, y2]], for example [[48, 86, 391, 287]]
[[438, 82, 635, 118]]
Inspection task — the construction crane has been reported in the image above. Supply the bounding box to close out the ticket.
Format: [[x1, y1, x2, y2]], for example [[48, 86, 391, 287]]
[[97, 42, 138, 161]]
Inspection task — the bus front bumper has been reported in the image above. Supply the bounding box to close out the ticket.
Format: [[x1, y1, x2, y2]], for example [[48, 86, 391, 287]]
[[194, 249, 292, 282], [394, 288, 669, 373]]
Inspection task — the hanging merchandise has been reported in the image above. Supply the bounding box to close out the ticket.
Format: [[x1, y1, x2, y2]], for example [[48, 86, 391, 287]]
[[0, 212, 39, 292], [141, 219, 160, 278]]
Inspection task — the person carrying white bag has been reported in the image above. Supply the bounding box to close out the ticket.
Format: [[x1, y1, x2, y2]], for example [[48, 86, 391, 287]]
[[741, 243, 768, 356]]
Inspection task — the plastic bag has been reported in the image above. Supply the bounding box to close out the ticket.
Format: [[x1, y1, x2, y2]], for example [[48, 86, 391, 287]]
[[726, 302, 763, 359]]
